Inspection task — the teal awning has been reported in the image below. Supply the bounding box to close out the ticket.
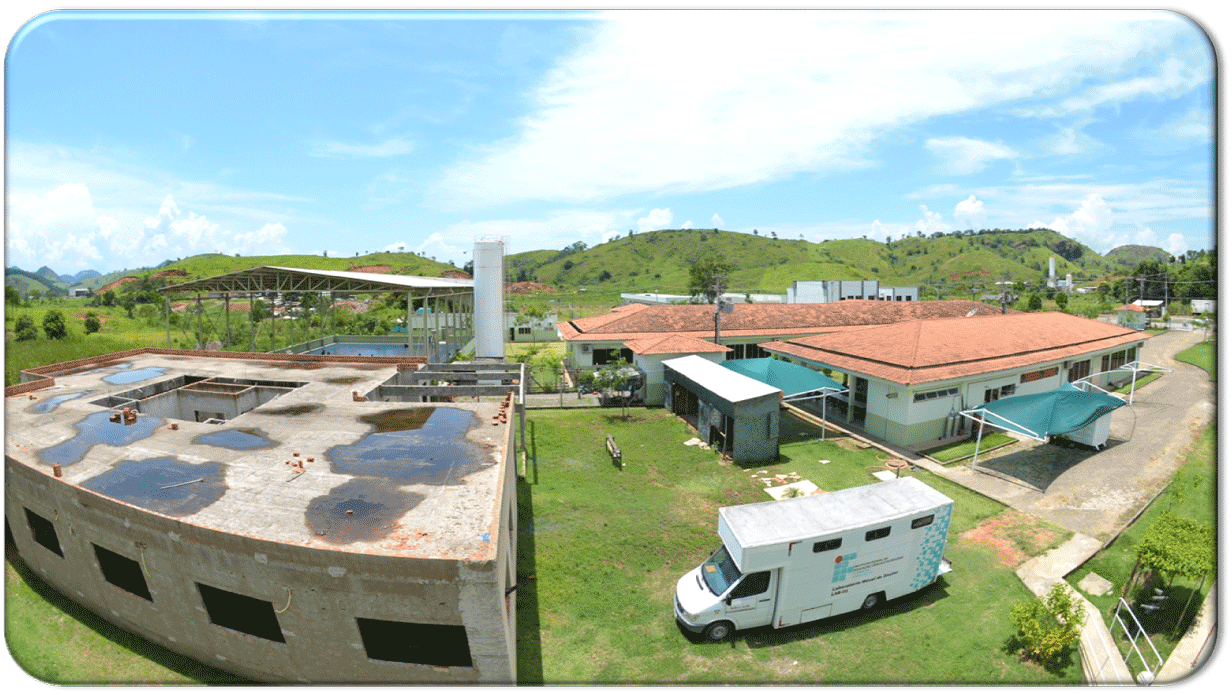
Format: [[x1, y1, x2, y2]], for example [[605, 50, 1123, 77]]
[[962, 382, 1126, 441], [721, 358, 845, 398]]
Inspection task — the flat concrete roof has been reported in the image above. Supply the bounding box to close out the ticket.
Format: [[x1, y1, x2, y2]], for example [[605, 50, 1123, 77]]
[[5, 352, 512, 562]]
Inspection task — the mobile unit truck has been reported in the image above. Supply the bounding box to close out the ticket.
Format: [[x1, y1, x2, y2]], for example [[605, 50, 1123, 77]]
[[674, 476, 953, 641]]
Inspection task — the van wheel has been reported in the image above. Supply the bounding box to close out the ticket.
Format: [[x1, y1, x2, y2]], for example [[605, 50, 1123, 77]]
[[862, 593, 882, 610], [704, 621, 733, 642]]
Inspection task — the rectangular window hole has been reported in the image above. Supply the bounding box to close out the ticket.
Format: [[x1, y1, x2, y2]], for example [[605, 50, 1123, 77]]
[[911, 515, 935, 530], [94, 544, 152, 601], [196, 583, 285, 643], [356, 618, 472, 668], [865, 526, 891, 542], [24, 508, 63, 557], [813, 538, 842, 553]]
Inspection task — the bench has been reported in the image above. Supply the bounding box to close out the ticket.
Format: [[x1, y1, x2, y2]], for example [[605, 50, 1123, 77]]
[[606, 433, 622, 468]]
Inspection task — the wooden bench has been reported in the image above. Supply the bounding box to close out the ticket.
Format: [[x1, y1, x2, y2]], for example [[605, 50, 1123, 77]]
[[606, 433, 622, 468]]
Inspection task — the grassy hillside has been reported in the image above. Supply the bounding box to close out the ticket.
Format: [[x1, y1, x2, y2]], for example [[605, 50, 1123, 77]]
[[506, 228, 1124, 296]]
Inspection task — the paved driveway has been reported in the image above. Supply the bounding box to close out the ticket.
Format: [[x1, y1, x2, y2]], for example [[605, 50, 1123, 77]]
[[934, 329, 1215, 540]]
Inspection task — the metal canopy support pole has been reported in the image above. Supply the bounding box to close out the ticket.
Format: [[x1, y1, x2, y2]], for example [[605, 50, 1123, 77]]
[[970, 415, 987, 471], [406, 291, 414, 357], [224, 293, 230, 350], [821, 394, 827, 440], [196, 293, 203, 349], [165, 295, 171, 348], [250, 293, 256, 352]]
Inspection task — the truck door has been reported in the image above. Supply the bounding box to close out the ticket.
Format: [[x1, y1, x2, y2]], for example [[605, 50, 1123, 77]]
[[724, 570, 775, 628]]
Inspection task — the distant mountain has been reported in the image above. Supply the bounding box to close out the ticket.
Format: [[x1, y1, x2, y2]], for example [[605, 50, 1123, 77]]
[[59, 269, 102, 285], [1104, 245, 1171, 270], [35, 266, 63, 283]]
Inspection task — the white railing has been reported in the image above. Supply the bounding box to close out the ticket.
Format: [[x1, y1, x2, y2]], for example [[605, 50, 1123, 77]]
[[1111, 597, 1164, 684]]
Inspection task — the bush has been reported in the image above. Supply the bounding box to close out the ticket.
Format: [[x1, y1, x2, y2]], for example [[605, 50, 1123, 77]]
[[1009, 583, 1086, 664], [84, 312, 102, 335], [1027, 294, 1043, 312], [15, 314, 37, 341], [42, 309, 68, 340]]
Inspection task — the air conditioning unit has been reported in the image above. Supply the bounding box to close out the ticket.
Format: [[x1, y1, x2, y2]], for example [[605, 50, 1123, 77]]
[[581, 344, 591, 354]]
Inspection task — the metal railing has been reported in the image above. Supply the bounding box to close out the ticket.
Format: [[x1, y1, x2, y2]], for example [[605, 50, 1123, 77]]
[[1111, 597, 1164, 684]]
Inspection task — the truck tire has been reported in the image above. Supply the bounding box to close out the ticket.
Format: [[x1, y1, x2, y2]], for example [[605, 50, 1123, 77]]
[[861, 592, 883, 610], [704, 621, 734, 642]]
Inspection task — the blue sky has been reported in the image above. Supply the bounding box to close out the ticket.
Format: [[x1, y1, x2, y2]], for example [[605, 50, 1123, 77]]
[[2, 8, 1217, 275]]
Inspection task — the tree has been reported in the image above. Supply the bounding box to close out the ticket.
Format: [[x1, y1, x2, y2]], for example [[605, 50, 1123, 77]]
[[42, 309, 68, 339], [1027, 294, 1043, 311], [15, 314, 37, 341], [589, 360, 639, 417], [688, 255, 734, 304], [5, 286, 21, 306], [1009, 583, 1086, 665], [84, 312, 102, 334], [1053, 292, 1068, 310]]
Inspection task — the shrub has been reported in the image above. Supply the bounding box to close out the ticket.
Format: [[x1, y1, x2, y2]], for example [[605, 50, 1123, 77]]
[[84, 312, 102, 335], [42, 309, 68, 340], [1009, 583, 1086, 664], [15, 315, 37, 341], [1027, 294, 1043, 312]]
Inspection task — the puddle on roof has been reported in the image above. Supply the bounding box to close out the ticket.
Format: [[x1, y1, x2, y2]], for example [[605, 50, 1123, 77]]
[[194, 427, 278, 450], [38, 411, 166, 467], [324, 407, 487, 486], [27, 392, 87, 414], [82, 457, 226, 517], [102, 367, 167, 385], [257, 403, 324, 416], [81, 361, 133, 375], [304, 478, 425, 544]]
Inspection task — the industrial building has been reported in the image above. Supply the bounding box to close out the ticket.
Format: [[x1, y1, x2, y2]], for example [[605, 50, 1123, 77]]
[[785, 280, 919, 303], [760, 311, 1147, 448], [6, 349, 522, 683]]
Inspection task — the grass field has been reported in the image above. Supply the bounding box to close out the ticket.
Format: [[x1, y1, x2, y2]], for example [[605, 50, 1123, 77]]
[[1174, 339, 1215, 379], [920, 433, 1017, 464]]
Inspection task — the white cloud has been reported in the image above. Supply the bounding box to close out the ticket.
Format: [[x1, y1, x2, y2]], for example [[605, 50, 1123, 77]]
[[437, 209, 635, 254], [1165, 233, 1188, 258], [680, 220, 694, 230], [1024, 55, 1208, 118], [711, 213, 724, 228], [310, 136, 415, 158], [415, 232, 466, 262], [914, 205, 949, 235], [432, 10, 1194, 208], [953, 195, 987, 229], [1038, 194, 1114, 241], [926, 137, 1018, 175], [601, 230, 623, 243], [1043, 126, 1103, 156], [638, 207, 673, 232]]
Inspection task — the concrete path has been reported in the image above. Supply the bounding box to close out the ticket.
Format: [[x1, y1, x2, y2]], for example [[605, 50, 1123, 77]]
[[786, 327, 1216, 684]]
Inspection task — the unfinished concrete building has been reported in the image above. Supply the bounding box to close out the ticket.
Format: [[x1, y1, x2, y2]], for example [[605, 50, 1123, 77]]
[[5, 348, 522, 683]]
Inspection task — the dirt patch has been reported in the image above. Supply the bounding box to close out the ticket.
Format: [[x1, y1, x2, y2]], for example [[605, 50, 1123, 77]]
[[510, 281, 554, 294], [347, 264, 392, 274], [957, 509, 1064, 568]]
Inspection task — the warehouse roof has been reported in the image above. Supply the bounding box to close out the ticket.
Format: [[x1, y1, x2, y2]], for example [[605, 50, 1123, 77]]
[[161, 265, 473, 296]]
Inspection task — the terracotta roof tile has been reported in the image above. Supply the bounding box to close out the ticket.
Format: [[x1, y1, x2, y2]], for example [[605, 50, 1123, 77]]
[[761, 312, 1145, 385], [624, 334, 733, 355], [556, 300, 1014, 342]]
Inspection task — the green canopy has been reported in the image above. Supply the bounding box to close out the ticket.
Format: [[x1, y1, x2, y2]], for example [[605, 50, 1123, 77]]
[[721, 358, 845, 398], [962, 382, 1126, 441]]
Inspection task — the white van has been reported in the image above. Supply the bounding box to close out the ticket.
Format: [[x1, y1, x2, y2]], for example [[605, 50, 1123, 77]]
[[674, 476, 953, 641]]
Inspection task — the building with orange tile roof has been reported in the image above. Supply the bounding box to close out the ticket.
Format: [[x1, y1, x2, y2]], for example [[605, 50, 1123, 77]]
[[759, 312, 1147, 447], [559, 299, 1015, 405]]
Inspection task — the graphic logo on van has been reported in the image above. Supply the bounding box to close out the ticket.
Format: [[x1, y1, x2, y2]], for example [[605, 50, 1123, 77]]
[[832, 552, 857, 582]]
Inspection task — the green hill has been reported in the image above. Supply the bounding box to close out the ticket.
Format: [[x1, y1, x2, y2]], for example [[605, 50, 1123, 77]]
[[1104, 245, 1172, 270], [505, 227, 1128, 296]]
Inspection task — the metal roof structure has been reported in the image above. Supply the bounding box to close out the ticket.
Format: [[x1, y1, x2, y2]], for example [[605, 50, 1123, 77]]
[[160, 265, 473, 297], [662, 355, 780, 403]]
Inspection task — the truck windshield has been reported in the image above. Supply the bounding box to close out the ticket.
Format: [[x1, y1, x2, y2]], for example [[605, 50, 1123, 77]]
[[700, 546, 742, 596]]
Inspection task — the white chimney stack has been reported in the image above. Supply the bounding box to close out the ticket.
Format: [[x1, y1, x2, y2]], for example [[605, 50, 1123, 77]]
[[473, 239, 505, 361]]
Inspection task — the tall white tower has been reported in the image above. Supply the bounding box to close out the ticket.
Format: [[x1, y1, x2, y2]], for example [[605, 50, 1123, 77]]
[[473, 239, 506, 361]]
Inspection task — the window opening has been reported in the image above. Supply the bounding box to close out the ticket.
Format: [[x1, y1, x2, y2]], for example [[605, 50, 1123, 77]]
[[94, 544, 152, 600], [911, 515, 935, 529], [356, 618, 472, 667], [196, 583, 286, 643], [865, 526, 891, 541], [25, 508, 63, 557], [813, 538, 842, 553], [730, 571, 771, 598]]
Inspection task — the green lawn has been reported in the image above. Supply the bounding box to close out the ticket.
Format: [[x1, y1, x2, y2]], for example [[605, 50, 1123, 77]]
[[1175, 340, 1215, 379], [517, 408, 1081, 684], [1064, 423, 1216, 673], [920, 433, 1017, 463]]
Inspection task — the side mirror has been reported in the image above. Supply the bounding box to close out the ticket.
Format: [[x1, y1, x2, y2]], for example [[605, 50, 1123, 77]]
[[723, 595, 733, 606]]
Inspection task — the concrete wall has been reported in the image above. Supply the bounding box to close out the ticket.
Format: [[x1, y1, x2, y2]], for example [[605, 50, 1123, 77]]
[[4, 412, 518, 684]]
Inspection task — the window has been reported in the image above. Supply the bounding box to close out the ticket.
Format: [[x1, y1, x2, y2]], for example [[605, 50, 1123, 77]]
[[813, 538, 842, 553], [913, 387, 959, 403], [730, 571, 771, 598], [356, 618, 472, 667], [196, 583, 286, 643], [1067, 359, 1091, 383], [865, 526, 891, 541], [517, 327, 531, 335], [1000, 384, 1016, 398], [94, 544, 152, 601], [1102, 350, 1129, 373], [1020, 367, 1059, 384], [911, 515, 935, 529], [25, 508, 62, 557]]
